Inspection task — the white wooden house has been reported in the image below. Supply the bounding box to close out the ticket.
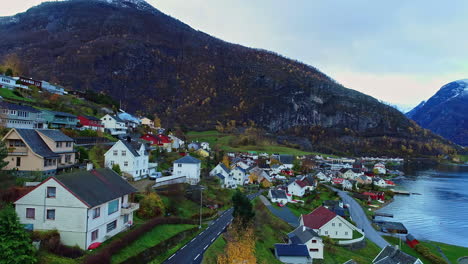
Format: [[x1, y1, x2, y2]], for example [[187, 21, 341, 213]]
[[104, 139, 151, 181], [100, 114, 127, 136], [300, 206, 358, 239], [173, 155, 201, 185]]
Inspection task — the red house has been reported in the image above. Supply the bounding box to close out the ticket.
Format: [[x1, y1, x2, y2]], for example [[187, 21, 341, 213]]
[[78, 115, 104, 131], [406, 234, 420, 248], [385, 180, 395, 186], [18, 76, 42, 88], [332, 178, 344, 184], [362, 191, 385, 201], [140, 133, 171, 146]]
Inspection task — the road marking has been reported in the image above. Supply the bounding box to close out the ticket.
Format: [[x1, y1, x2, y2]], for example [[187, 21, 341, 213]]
[[194, 254, 200, 260], [211, 237, 215, 242], [204, 245, 209, 250], [199, 231, 204, 236], [181, 245, 186, 249], [168, 254, 175, 260], [217, 231, 221, 235]]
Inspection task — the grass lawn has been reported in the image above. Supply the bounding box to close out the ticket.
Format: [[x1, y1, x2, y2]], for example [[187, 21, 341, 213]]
[[317, 239, 382, 264], [287, 185, 340, 217], [37, 252, 79, 264], [159, 194, 214, 219], [0, 88, 34, 102], [385, 236, 468, 264], [111, 224, 197, 264], [201, 236, 227, 264]]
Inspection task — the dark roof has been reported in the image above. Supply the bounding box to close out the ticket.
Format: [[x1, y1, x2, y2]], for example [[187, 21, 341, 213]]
[[120, 140, 143, 157], [279, 154, 294, 164], [0, 101, 41, 113], [406, 234, 416, 241], [374, 245, 419, 264], [15, 129, 59, 158], [175, 155, 201, 164], [45, 110, 77, 118], [83, 115, 101, 121], [215, 173, 225, 180], [274, 244, 309, 257], [219, 163, 231, 174], [301, 206, 337, 229], [55, 168, 137, 208], [112, 115, 124, 122], [270, 189, 287, 199], [37, 129, 74, 142], [288, 226, 320, 244]]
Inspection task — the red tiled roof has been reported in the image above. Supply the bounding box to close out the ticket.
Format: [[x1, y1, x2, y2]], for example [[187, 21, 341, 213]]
[[301, 206, 337, 229], [296, 180, 308, 188]]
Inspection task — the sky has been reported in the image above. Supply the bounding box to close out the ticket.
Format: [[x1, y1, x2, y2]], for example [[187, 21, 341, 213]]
[[3, 0, 468, 112]]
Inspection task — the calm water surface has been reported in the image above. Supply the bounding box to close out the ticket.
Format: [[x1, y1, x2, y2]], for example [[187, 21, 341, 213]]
[[377, 164, 468, 247]]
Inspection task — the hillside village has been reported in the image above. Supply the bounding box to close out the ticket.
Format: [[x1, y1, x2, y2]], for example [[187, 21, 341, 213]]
[[0, 71, 453, 264]]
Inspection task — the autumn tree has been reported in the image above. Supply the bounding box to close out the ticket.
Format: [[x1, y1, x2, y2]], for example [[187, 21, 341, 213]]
[[153, 115, 161, 128], [137, 192, 165, 219], [260, 179, 272, 188], [221, 155, 230, 168], [217, 224, 256, 264]]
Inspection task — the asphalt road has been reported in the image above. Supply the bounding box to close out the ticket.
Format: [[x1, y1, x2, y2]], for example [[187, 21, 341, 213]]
[[330, 186, 390, 248], [259, 195, 299, 227], [163, 192, 260, 264]]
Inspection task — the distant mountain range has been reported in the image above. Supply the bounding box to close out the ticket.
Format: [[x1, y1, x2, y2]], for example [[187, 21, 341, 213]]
[[407, 79, 468, 146], [0, 0, 460, 156]]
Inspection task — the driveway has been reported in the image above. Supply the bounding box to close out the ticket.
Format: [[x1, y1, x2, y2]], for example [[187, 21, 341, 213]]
[[259, 195, 299, 227], [329, 186, 389, 249]]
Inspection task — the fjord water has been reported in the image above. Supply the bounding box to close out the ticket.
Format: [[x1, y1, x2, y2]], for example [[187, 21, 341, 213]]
[[377, 164, 468, 247]]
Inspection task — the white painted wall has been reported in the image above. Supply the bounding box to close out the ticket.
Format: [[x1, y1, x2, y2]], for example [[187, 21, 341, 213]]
[[318, 216, 354, 239], [104, 141, 149, 180], [288, 181, 306, 197], [173, 162, 200, 185]]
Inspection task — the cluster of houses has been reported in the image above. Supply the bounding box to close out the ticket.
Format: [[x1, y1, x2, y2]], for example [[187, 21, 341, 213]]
[[0, 74, 66, 95]]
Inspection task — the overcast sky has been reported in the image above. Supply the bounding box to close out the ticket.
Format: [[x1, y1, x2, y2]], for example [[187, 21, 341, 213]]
[[3, 0, 468, 111]]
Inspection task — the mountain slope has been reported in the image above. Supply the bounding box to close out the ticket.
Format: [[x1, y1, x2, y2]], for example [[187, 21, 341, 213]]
[[407, 79, 468, 146], [0, 0, 459, 156]]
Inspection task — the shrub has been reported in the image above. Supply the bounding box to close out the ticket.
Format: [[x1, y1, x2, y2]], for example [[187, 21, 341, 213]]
[[137, 192, 165, 219], [32, 229, 84, 259], [414, 244, 448, 264]]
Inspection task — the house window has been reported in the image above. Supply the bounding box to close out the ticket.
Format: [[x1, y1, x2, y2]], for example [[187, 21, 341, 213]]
[[66, 142, 72, 147], [121, 150, 126, 156], [325, 231, 328, 235], [339, 223, 342, 227], [310, 249, 319, 252], [106, 220, 117, 233], [110, 161, 114, 166], [91, 229, 99, 241], [312, 240, 317, 243], [107, 200, 119, 215], [177, 164, 182, 167], [345, 232, 348, 236], [47, 187, 56, 198], [335, 231, 338, 235], [332, 223, 335, 227], [93, 207, 100, 219], [16, 157, 21, 167], [46, 209, 55, 220], [124, 161, 128, 167], [56, 142, 62, 148], [26, 208, 35, 219], [123, 214, 129, 223], [65, 154, 72, 163], [113, 150, 118, 156]]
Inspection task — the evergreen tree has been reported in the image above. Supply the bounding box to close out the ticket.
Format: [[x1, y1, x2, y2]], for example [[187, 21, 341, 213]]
[[0, 141, 8, 170], [0, 206, 37, 264], [232, 190, 254, 225], [4, 68, 13, 76]]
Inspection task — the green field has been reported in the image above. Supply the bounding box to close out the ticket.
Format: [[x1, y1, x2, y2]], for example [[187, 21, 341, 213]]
[[0, 88, 34, 102], [186, 130, 339, 156], [111, 224, 197, 263], [385, 236, 468, 264]]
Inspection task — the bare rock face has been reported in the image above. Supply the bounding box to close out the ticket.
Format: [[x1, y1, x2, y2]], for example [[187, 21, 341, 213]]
[[0, 0, 459, 155]]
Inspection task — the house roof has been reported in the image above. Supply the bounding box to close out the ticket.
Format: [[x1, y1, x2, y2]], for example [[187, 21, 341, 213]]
[[175, 155, 201, 164], [288, 226, 320, 244], [279, 154, 294, 164], [274, 244, 309, 257], [119, 140, 145, 157], [270, 189, 287, 199], [219, 163, 231, 174], [15, 129, 60, 158], [406, 234, 417, 241], [301, 206, 337, 229], [45, 110, 77, 118], [0, 101, 41, 113], [373, 245, 419, 264], [54, 168, 137, 208], [295, 179, 308, 188], [37, 129, 74, 142], [215, 173, 225, 180], [82, 115, 101, 121]]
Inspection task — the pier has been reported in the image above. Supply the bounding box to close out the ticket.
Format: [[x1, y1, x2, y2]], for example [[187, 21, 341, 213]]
[[391, 189, 410, 195]]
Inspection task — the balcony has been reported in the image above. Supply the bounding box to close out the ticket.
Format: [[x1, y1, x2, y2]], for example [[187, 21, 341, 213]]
[[121, 203, 139, 215]]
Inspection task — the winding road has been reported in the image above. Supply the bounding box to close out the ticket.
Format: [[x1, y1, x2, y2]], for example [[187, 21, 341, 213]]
[[330, 186, 389, 248], [162, 192, 260, 264]]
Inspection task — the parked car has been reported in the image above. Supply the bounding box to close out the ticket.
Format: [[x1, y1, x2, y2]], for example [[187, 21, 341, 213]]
[[149, 171, 162, 180]]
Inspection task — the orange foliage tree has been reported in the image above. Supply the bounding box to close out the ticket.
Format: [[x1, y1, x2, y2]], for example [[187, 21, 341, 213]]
[[217, 223, 256, 264]]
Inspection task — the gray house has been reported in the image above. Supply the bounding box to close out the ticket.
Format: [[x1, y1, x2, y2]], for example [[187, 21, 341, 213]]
[[0, 101, 45, 129]]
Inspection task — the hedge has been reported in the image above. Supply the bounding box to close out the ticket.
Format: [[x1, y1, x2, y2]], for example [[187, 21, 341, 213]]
[[414, 244, 448, 264]]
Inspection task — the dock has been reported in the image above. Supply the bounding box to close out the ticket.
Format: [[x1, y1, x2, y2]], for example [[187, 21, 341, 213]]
[[374, 212, 394, 218], [391, 189, 410, 195]]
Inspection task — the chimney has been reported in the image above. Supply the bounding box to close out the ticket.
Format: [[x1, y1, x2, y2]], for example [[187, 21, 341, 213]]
[[86, 163, 94, 171]]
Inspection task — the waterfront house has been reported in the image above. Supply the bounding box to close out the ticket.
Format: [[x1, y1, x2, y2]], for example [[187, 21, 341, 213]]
[[373, 245, 422, 264], [2, 128, 77, 176], [0, 101, 45, 129], [356, 175, 372, 185], [209, 163, 235, 188], [100, 114, 127, 136], [0, 75, 18, 89], [274, 244, 312, 264], [288, 226, 324, 259], [373, 177, 387, 188], [104, 139, 152, 181], [173, 155, 201, 185], [373, 163, 386, 174], [42, 110, 78, 129], [78, 115, 104, 131], [299, 206, 356, 239], [14, 168, 139, 250], [406, 234, 420, 248], [187, 142, 200, 151], [342, 179, 354, 190], [287, 177, 313, 197], [268, 189, 289, 205]]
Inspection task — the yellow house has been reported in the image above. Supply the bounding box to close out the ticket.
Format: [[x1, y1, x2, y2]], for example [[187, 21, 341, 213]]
[[195, 148, 209, 158], [2, 128, 77, 176]]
